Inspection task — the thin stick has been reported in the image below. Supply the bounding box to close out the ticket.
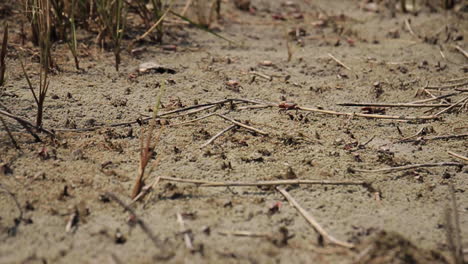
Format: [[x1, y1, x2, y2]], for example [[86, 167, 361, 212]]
[[201, 179, 367, 187], [106, 192, 162, 248], [181, 0, 193, 16], [250, 71, 273, 81], [352, 162, 463, 173], [448, 151, 468, 163], [328, 53, 352, 71], [404, 19, 418, 38], [410, 92, 460, 104], [454, 45, 468, 60], [134, 0, 174, 42], [398, 133, 468, 143], [176, 212, 194, 251], [276, 187, 354, 248], [0, 116, 20, 150], [200, 124, 236, 148], [425, 81, 468, 90], [0, 109, 53, 138], [296, 106, 437, 120], [435, 96, 468, 116], [216, 114, 268, 135], [337, 102, 451, 108], [218, 230, 270, 238]]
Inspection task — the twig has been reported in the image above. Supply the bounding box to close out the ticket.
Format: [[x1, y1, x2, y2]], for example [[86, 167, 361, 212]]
[[0, 116, 20, 150], [106, 192, 162, 248], [250, 71, 273, 81], [296, 106, 437, 120], [200, 124, 236, 148], [276, 187, 354, 248], [201, 179, 367, 187], [454, 45, 468, 60], [216, 114, 268, 135], [176, 212, 194, 251], [404, 19, 418, 39], [448, 151, 468, 163], [134, 0, 174, 43], [328, 53, 352, 71], [410, 92, 460, 104], [352, 162, 463, 173], [130, 176, 161, 205], [0, 109, 53, 140], [218, 230, 270, 238], [337, 102, 451, 108], [445, 184, 463, 264], [434, 96, 468, 116], [425, 81, 468, 90], [181, 0, 193, 16], [398, 133, 468, 143]]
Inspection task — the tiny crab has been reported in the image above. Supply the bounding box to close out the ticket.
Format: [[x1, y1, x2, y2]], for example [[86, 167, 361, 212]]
[[278, 102, 298, 110]]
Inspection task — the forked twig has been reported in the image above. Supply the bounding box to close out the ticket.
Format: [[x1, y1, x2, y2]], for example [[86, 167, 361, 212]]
[[217, 114, 268, 135], [276, 187, 354, 248], [200, 124, 236, 148]]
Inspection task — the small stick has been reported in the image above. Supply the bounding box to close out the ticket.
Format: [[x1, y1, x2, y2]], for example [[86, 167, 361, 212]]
[[0, 116, 20, 150], [65, 207, 79, 233], [328, 53, 352, 71], [134, 1, 174, 42], [352, 162, 463, 173], [456, 88, 468, 92], [454, 45, 468, 60], [130, 176, 162, 205], [176, 212, 194, 251], [200, 124, 236, 148], [337, 102, 451, 108], [250, 71, 273, 81], [218, 230, 270, 238], [425, 81, 468, 90], [398, 133, 468, 143], [276, 187, 354, 248], [434, 96, 468, 116], [0, 109, 54, 137], [106, 192, 162, 248], [410, 92, 459, 104], [201, 179, 367, 187], [216, 114, 268, 135], [181, 0, 193, 16], [296, 106, 437, 120], [404, 19, 418, 38], [448, 151, 468, 163]]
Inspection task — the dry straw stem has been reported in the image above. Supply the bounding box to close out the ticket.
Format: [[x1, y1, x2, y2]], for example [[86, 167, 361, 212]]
[[176, 212, 194, 251], [131, 83, 165, 199], [447, 151, 468, 163], [133, 0, 174, 43], [276, 187, 354, 248], [399, 133, 468, 143], [296, 106, 437, 120], [131, 176, 369, 204], [0, 106, 54, 138], [0, 23, 7, 87], [425, 80, 468, 90], [410, 92, 460, 104], [337, 102, 451, 108], [445, 184, 463, 264], [0, 116, 20, 150], [20, 60, 50, 128], [454, 45, 468, 60], [200, 124, 236, 148], [434, 96, 468, 116], [352, 162, 464, 173], [216, 114, 268, 135]]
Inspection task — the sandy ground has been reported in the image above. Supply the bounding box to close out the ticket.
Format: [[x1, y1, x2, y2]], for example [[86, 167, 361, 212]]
[[1, 0, 467, 263]]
